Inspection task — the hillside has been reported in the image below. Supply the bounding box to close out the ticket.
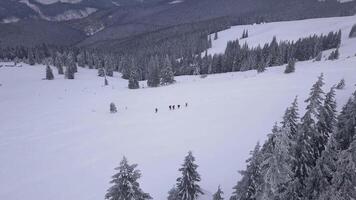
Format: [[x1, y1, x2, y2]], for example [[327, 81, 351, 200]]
[[1, 16, 356, 200]]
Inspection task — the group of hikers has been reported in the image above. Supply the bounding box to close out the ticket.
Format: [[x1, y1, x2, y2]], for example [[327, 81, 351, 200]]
[[155, 102, 188, 113]]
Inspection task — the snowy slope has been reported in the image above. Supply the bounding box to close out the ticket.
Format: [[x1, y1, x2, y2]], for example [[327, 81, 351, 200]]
[[1, 17, 356, 200], [207, 15, 356, 57]]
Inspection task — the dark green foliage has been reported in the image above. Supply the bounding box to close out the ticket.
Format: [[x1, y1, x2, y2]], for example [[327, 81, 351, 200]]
[[105, 78, 109, 86], [147, 56, 160, 87], [328, 48, 339, 60], [231, 143, 262, 200], [105, 157, 152, 200], [241, 30, 249, 39], [167, 186, 179, 200], [128, 59, 140, 89], [213, 186, 224, 200], [65, 66, 75, 79], [336, 78, 345, 90], [45, 65, 54, 80], [98, 68, 105, 77], [160, 55, 175, 85], [349, 24, 356, 38], [110, 102, 117, 113], [284, 59, 295, 74], [176, 151, 204, 200]]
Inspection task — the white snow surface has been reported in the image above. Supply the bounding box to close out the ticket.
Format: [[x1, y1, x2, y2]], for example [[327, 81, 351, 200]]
[[34, 0, 83, 4], [1, 16, 356, 200], [19, 0, 96, 21], [169, 0, 184, 4]]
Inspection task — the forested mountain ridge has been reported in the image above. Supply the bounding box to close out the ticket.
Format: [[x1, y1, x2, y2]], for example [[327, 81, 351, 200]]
[[0, 0, 356, 48]]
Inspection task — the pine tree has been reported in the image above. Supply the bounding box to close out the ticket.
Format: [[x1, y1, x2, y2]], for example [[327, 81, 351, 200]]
[[306, 132, 339, 200], [176, 151, 204, 200], [284, 59, 295, 74], [317, 87, 337, 154], [147, 56, 160, 87], [167, 186, 179, 200], [349, 24, 356, 38], [110, 103, 117, 113], [231, 143, 262, 200], [328, 136, 356, 200], [314, 52, 322, 62], [128, 59, 140, 89], [303, 73, 325, 161], [65, 66, 75, 79], [45, 65, 54, 80], [258, 126, 293, 200], [57, 64, 64, 75], [281, 96, 299, 138], [105, 157, 152, 200], [160, 55, 175, 85], [98, 68, 106, 77], [335, 78, 345, 90], [213, 186, 224, 200], [335, 92, 356, 150], [214, 32, 218, 40]]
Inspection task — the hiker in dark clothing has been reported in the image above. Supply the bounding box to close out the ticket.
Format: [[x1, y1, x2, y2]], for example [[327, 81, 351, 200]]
[[185, 102, 188, 107], [173, 105, 175, 110], [178, 105, 180, 109], [155, 108, 158, 113], [169, 105, 172, 110]]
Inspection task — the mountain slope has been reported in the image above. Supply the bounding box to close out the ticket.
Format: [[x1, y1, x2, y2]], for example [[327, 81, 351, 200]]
[[1, 16, 356, 200]]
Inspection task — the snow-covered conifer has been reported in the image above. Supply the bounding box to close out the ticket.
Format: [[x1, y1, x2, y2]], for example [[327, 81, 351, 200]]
[[105, 157, 152, 200], [176, 151, 204, 200], [212, 186, 224, 200], [45, 65, 54, 80]]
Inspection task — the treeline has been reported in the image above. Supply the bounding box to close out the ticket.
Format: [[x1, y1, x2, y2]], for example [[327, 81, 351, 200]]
[[0, 30, 341, 87], [196, 30, 341, 75], [103, 76, 356, 200]]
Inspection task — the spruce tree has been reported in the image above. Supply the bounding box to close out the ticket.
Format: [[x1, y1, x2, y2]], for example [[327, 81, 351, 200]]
[[335, 78, 345, 90], [167, 186, 179, 200], [335, 92, 356, 150], [214, 32, 218, 40], [98, 68, 106, 77], [65, 66, 75, 79], [105, 157, 152, 200], [147, 56, 160, 87], [284, 59, 295, 74], [306, 132, 339, 200], [281, 96, 299, 138], [160, 55, 175, 85], [110, 103, 117, 113], [231, 143, 262, 200], [45, 65, 54, 80], [302, 73, 325, 161], [176, 151, 204, 200], [317, 87, 337, 154], [128, 59, 140, 89], [329, 136, 356, 199], [212, 186, 224, 200], [258, 126, 293, 200]]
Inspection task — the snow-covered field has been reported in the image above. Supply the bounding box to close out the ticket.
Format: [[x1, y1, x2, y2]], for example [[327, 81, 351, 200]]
[[1, 16, 356, 200]]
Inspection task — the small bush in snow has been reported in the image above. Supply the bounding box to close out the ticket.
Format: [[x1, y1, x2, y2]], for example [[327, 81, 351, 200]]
[[349, 24, 356, 38], [328, 48, 339, 60], [110, 103, 117, 113], [45, 65, 54, 80], [284, 59, 296, 74], [336, 78, 345, 90]]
